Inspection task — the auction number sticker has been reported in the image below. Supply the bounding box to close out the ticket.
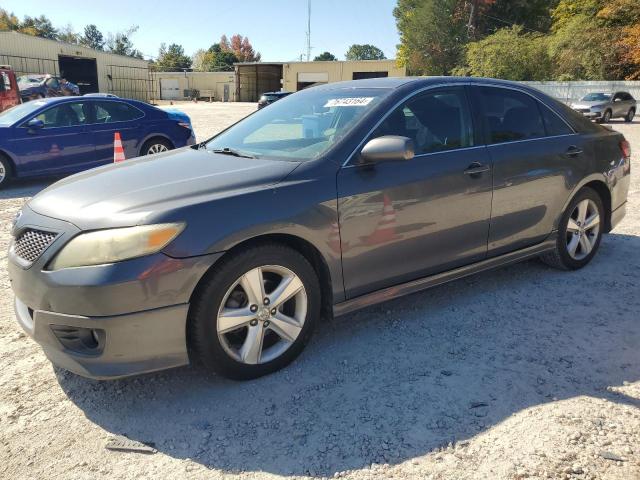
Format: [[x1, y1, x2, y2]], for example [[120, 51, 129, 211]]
[[324, 97, 374, 107]]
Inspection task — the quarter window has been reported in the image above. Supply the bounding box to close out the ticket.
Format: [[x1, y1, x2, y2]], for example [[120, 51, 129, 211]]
[[93, 101, 143, 123], [478, 87, 545, 144], [0, 72, 11, 92], [33, 102, 88, 128], [371, 88, 474, 155], [539, 102, 573, 136]]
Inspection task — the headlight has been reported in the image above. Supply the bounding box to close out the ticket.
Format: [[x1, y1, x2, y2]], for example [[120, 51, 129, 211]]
[[49, 223, 185, 270]]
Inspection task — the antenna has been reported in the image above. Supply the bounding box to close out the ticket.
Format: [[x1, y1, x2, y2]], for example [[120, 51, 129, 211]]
[[306, 0, 312, 61]]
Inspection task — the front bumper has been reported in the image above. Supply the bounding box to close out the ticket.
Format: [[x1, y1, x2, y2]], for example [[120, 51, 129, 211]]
[[15, 297, 190, 379], [8, 205, 223, 379]]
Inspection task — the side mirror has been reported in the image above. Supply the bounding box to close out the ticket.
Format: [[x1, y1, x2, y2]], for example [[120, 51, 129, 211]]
[[26, 118, 44, 130], [360, 135, 415, 164]]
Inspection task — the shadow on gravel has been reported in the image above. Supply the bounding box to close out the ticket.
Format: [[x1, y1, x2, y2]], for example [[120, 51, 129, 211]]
[[0, 178, 54, 199], [57, 233, 640, 477]]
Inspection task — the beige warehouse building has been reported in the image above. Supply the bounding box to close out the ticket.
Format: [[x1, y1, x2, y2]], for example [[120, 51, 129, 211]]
[[0, 31, 151, 101], [152, 59, 406, 103]]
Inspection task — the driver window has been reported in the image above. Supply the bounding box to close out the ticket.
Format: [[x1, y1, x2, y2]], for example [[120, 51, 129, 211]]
[[370, 88, 474, 155]]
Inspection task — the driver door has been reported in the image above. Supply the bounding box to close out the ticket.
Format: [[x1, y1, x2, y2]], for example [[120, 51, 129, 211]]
[[337, 87, 493, 298]]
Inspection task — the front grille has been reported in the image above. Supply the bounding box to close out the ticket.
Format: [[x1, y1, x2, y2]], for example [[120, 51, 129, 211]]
[[12, 229, 58, 263]]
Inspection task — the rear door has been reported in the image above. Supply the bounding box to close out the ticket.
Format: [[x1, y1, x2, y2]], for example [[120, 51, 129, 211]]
[[470, 85, 581, 256], [85, 100, 144, 165], [8, 100, 94, 175]]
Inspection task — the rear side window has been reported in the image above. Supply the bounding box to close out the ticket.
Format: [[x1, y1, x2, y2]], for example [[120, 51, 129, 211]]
[[539, 102, 574, 136], [371, 88, 474, 155], [477, 87, 545, 144], [93, 101, 143, 123], [34, 102, 88, 128]]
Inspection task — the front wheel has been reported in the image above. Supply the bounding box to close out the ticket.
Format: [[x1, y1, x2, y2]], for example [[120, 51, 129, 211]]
[[625, 108, 635, 123], [602, 109, 612, 123], [0, 155, 12, 190], [540, 187, 604, 270], [188, 244, 321, 380]]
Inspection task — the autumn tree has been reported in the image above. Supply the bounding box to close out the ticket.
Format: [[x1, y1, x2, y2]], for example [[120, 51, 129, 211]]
[[345, 44, 386, 61], [220, 34, 261, 62], [314, 51, 337, 61]]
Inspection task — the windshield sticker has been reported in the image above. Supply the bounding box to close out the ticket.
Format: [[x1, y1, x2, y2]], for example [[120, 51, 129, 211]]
[[324, 97, 374, 108]]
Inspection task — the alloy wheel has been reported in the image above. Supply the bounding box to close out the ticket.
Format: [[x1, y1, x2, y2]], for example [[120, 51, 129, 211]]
[[148, 144, 169, 155], [216, 265, 307, 365], [565, 199, 600, 261], [0, 163, 5, 184]]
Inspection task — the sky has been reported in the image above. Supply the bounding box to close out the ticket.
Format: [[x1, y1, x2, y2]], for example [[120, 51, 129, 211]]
[[1, 0, 401, 62]]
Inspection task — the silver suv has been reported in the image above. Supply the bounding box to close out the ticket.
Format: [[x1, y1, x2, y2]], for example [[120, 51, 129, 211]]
[[570, 91, 636, 123]]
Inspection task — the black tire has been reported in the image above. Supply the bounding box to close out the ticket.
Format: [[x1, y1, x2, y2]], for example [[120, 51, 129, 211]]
[[540, 187, 604, 270], [140, 137, 173, 156], [625, 108, 635, 123], [188, 243, 321, 380], [0, 154, 13, 190], [602, 109, 612, 123]]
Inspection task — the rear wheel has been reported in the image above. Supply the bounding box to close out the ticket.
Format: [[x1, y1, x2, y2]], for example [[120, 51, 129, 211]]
[[540, 187, 604, 270], [625, 108, 636, 123], [141, 138, 173, 156], [0, 155, 13, 190], [188, 243, 321, 380]]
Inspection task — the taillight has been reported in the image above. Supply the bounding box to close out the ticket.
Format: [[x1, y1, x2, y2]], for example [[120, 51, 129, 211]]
[[620, 139, 631, 159]]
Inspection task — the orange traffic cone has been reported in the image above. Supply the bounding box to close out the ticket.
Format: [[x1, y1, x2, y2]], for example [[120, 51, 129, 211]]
[[113, 132, 125, 163], [363, 194, 398, 246]]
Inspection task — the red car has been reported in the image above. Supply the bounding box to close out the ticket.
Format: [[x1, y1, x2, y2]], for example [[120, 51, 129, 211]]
[[0, 65, 20, 113]]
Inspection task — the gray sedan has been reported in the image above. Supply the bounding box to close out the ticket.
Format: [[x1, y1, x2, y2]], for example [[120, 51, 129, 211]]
[[8, 77, 631, 381], [570, 91, 636, 123]]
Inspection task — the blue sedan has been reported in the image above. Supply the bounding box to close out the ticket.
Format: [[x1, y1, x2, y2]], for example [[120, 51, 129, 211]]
[[0, 97, 196, 188]]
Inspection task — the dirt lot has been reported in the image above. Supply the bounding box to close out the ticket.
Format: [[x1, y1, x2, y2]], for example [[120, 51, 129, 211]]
[[1, 102, 639, 480]]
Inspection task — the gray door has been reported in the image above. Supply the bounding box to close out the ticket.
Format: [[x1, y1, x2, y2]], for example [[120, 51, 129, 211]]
[[337, 87, 493, 298]]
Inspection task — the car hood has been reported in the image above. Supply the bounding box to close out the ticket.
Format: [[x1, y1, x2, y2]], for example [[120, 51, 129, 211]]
[[28, 147, 300, 230], [571, 101, 607, 109]]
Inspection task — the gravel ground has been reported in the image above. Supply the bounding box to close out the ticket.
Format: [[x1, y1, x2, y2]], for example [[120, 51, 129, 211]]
[[1, 102, 639, 480]]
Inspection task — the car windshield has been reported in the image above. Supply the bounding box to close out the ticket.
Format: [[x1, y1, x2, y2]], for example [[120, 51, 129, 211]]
[[581, 93, 611, 102], [0, 100, 47, 126], [206, 87, 390, 161]]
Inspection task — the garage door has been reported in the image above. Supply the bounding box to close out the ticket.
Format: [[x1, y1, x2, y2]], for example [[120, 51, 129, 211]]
[[160, 79, 180, 100]]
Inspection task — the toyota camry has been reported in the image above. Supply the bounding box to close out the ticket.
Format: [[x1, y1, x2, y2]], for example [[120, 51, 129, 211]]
[[8, 77, 631, 380]]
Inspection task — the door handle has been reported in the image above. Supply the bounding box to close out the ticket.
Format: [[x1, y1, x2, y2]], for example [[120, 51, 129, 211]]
[[565, 146, 583, 157], [464, 163, 490, 177]]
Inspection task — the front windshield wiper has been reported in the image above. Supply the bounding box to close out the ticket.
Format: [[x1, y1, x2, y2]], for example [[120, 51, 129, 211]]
[[210, 147, 257, 159]]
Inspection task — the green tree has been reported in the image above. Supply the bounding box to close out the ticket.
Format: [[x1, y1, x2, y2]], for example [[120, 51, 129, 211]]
[[156, 43, 192, 71], [201, 43, 239, 71], [106, 26, 143, 58], [345, 44, 386, 61], [459, 25, 552, 80], [394, 0, 465, 75], [477, 0, 559, 36], [314, 51, 337, 61], [19, 15, 58, 39], [81, 24, 105, 50], [58, 24, 79, 44]]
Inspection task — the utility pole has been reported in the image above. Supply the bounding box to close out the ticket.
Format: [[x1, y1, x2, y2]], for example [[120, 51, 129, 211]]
[[466, 0, 479, 40], [306, 0, 312, 61]]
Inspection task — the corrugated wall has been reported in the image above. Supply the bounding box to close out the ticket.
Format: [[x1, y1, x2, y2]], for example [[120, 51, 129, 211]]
[[0, 31, 151, 101], [522, 81, 640, 102]]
